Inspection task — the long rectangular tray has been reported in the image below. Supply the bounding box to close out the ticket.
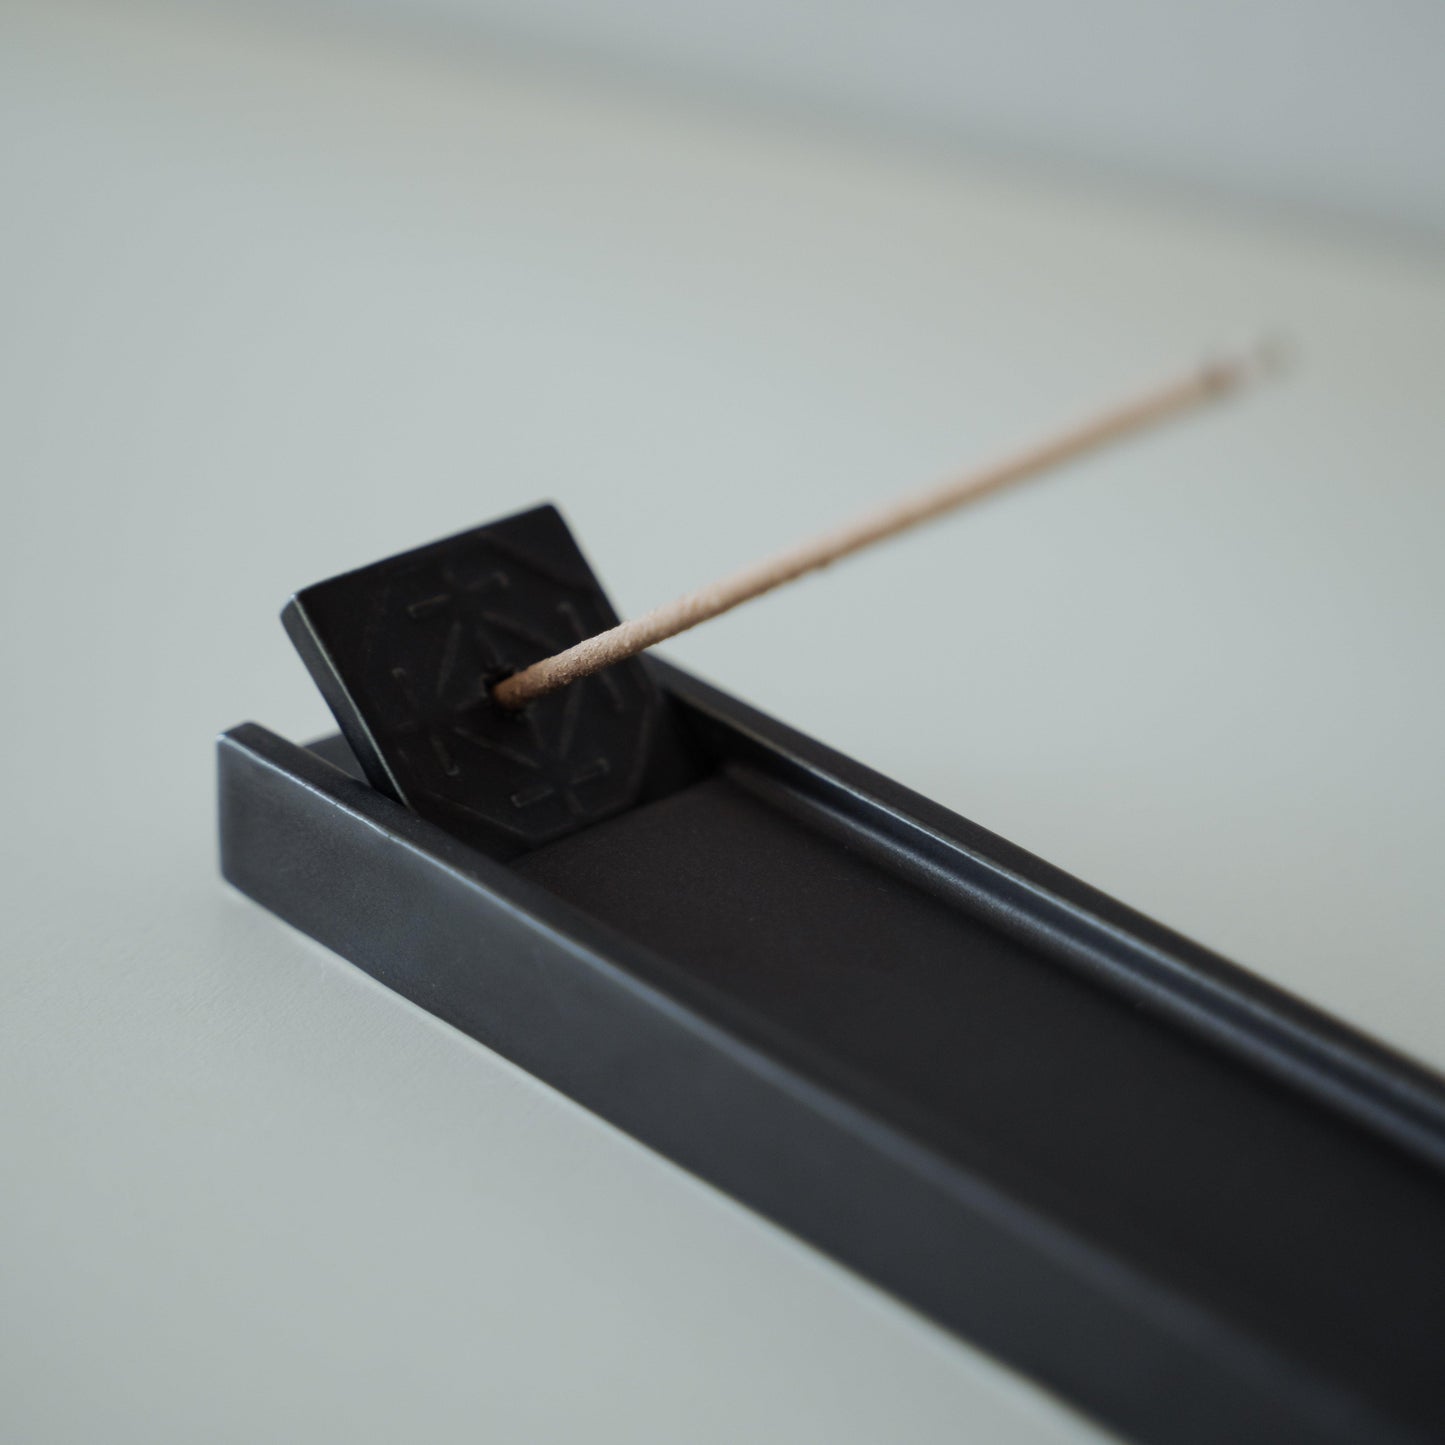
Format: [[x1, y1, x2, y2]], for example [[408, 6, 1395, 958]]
[[219, 660, 1445, 1445]]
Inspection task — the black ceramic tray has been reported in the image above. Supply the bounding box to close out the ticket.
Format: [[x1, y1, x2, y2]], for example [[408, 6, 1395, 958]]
[[220, 660, 1445, 1445], [221, 509, 1445, 1445]]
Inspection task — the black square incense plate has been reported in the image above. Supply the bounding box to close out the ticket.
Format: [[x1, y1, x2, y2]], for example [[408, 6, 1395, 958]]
[[221, 508, 1445, 1445]]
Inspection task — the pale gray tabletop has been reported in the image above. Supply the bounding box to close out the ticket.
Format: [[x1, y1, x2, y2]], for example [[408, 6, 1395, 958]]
[[3, 5, 1443, 1443]]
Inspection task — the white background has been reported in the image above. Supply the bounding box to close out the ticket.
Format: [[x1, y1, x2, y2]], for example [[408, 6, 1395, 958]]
[[3, 3, 1444, 1442]]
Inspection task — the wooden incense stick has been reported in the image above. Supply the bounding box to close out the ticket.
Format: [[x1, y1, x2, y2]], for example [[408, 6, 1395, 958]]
[[492, 345, 1278, 711]]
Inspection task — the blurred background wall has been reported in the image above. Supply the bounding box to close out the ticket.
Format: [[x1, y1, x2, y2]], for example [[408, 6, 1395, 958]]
[[266, 0, 1445, 236]]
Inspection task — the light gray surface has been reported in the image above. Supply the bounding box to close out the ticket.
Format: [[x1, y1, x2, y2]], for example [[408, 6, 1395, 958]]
[[320, 0, 1445, 236], [3, 3, 1444, 1442]]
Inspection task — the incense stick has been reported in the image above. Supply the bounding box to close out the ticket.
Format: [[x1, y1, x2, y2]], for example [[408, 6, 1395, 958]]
[[492, 345, 1279, 711]]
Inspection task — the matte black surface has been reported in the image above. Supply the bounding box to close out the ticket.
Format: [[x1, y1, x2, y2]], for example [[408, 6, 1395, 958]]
[[282, 505, 699, 856], [220, 664, 1445, 1445], [519, 766, 1445, 1425]]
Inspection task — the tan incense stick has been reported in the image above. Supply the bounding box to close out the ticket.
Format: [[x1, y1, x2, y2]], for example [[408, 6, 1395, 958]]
[[492, 345, 1278, 711]]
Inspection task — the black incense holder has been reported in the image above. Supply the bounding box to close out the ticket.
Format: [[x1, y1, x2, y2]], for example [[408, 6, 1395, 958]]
[[220, 508, 1445, 1445]]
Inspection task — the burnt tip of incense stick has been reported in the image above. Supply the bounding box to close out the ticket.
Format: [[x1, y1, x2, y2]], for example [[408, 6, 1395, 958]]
[[490, 342, 1287, 713], [1205, 334, 1293, 394]]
